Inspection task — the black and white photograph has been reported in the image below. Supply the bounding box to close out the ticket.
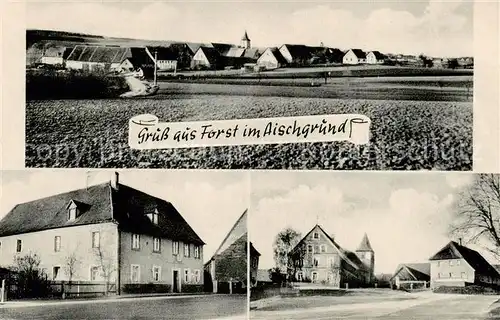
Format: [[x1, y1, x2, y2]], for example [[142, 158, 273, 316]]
[[25, 1, 473, 170], [0, 170, 249, 320], [249, 172, 500, 319]]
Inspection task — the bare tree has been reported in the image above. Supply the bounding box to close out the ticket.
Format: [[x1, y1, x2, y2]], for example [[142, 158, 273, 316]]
[[63, 252, 80, 284], [450, 174, 500, 257], [94, 245, 116, 296]]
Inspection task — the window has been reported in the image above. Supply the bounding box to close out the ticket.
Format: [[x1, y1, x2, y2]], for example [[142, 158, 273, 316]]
[[329, 257, 335, 267], [92, 232, 100, 248], [297, 272, 303, 281], [193, 269, 201, 283], [449, 273, 453, 278], [312, 272, 318, 282], [184, 269, 190, 282], [449, 260, 454, 266], [153, 266, 161, 282], [54, 236, 61, 252], [146, 209, 159, 225], [461, 272, 467, 279], [313, 232, 320, 240], [437, 273, 441, 279], [68, 206, 77, 220], [153, 237, 161, 253], [16, 239, 22, 253], [457, 260, 461, 266], [131, 265, 140, 283], [313, 256, 320, 267], [194, 246, 200, 259], [437, 261, 440, 267], [184, 243, 190, 257], [53, 266, 60, 280], [173, 241, 179, 255], [320, 245, 326, 253], [90, 266, 100, 281], [307, 245, 313, 253], [132, 234, 140, 250]]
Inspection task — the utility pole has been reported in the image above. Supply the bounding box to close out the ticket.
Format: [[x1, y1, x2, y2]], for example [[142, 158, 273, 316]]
[[154, 50, 158, 86]]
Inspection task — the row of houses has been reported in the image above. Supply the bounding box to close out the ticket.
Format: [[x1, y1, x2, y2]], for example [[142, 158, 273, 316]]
[[0, 172, 250, 297], [29, 30, 473, 73], [254, 224, 500, 292]]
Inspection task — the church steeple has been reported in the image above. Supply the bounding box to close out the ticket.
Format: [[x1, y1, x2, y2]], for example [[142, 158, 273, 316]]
[[240, 30, 251, 49], [356, 233, 374, 252]]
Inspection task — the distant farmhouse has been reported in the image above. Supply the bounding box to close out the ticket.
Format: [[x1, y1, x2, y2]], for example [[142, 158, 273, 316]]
[[289, 225, 375, 288], [391, 263, 430, 290], [26, 29, 473, 72], [204, 210, 257, 294], [0, 173, 205, 295], [429, 241, 500, 289], [343, 49, 367, 65]]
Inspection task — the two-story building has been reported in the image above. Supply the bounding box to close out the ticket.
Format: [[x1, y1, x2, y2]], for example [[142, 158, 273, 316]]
[[0, 172, 205, 295], [429, 241, 500, 289], [289, 225, 375, 288]]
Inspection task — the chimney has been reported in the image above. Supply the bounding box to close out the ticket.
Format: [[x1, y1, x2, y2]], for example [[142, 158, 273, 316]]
[[111, 172, 119, 190], [459, 238, 462, 246]]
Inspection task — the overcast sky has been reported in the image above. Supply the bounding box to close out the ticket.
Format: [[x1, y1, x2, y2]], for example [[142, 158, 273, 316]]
[[26, 0, 473, 57], [1, 170, 249, 263], [249, 172, 496, 274]]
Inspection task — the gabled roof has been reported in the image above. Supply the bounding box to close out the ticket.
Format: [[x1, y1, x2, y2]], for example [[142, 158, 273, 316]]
[[145, 46, 178, 61], [206, 210, 247, 262], [43, 46, 67, 58], [348, 49, 366, 59], [429, 241, 500, 278], [250, 241, 260, 257], [196, 46, 222, 65], [391, 263, 430, 281], [185, 42, 212, 55], [225, 47, 246, 58], [280, 44, 314, 60], [211, 43, 235, 56], [243, 48, 262, 59], [259, 47, 288, 65], [356, 233, 374, 252], [291, 224, 365, 271], [369, 51, 386, 59], [66, 45, 131, 63], [0, 182, 204, 245]]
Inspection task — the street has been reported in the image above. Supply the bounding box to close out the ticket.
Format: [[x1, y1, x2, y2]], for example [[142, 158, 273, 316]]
[[250, 293, 500, 320], [0, 294, 247, 320]]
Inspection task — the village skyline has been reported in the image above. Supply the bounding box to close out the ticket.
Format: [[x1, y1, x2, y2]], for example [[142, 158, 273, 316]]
[[25, 1, 473, 57], [249, 172, 493, 275], [0, 170, 250, 263]]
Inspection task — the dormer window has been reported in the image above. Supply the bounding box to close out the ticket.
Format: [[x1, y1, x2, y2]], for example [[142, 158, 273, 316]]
[[146, 208, 159, 225], [67, 200, 79, 221]]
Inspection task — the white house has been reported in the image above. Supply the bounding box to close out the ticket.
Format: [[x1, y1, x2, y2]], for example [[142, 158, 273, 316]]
[[256, 47, 288, 70], [40, 47, 70, 65], [366, 51, 386, 64], [343, 49, 367, 65], [65, 45, 132, 72]]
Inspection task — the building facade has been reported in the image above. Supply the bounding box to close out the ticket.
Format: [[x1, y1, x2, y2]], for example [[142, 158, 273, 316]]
[[0, 173, 205, 294], [429, 241, 500, 289], [343, 49, 367, 65], [289, 225, 375, 288]]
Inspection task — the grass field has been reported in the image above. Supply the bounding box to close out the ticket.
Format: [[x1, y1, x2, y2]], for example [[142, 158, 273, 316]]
[[26, 83, 472, 169]]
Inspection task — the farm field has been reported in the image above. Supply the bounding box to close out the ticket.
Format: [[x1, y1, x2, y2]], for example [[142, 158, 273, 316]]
[[26, 88, 472, 169]]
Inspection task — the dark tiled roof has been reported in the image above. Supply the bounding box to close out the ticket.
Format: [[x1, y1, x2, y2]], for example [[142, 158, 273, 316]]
[[0, 182, 204, 245], [369, 51, 386, 59], [146, 46, 178, 61], [429, 241, 500, 278], [281, 44, 313, 61], [211, 43, 235, 56], [392, 263, 430, 281], [198, 46, 222, 65], [265, 47, 288, 65], [350, 49, 367, 59], [66, 45, 130, 63], [356, 233, 374, 252]]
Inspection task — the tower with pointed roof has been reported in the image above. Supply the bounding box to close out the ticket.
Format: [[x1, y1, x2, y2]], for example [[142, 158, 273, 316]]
[[356, 233, 375, 284], [240, 30, 251, 49]]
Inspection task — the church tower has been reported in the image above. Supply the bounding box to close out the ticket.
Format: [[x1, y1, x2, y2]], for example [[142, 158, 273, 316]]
[[355, 233, 375, 285], [240, 30, 251, 49]]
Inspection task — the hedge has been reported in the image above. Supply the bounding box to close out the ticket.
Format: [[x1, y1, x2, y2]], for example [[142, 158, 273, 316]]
[[122, 283, 172, 294]]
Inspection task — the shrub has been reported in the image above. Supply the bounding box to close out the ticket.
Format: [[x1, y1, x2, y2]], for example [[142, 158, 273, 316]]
[[433, 285, 500, 295], [122, 283, 172, 294], [181, 284, 204, 293], [10, 253, 52, 299], [26, 69, 128, 100]]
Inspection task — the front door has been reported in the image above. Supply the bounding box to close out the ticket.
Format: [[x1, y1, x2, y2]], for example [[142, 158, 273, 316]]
[[173, 270, 179, 293]]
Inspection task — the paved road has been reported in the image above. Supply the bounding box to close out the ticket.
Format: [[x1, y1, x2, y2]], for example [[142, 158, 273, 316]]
[[250, 294, 499, 320], [0, 294, 247, 320]]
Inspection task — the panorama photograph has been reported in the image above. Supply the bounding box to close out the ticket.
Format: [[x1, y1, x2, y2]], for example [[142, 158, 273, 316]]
[[25, 1, 473, 170]]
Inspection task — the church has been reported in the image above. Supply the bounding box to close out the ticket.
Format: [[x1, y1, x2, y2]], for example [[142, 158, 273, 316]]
[[289, 225, 375, 288]]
